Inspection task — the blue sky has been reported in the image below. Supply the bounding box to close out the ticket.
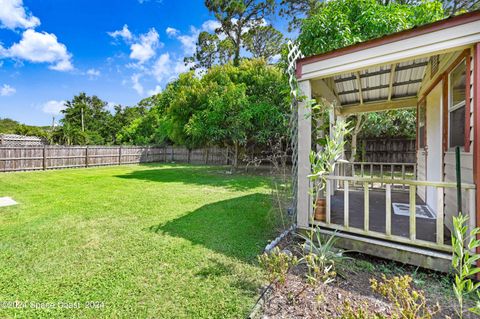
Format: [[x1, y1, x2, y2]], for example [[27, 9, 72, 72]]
[[0, 0, 288, 126]]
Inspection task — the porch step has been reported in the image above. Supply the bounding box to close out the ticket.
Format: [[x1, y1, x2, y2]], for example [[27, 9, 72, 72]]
[[315, 227, 452, 272]]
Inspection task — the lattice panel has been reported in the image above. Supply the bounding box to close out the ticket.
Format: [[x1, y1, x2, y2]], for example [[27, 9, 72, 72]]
[[286, 41, 303, 218]]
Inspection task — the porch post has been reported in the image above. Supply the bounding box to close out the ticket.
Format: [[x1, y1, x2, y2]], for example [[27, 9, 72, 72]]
[[297, 80, 312, 229]]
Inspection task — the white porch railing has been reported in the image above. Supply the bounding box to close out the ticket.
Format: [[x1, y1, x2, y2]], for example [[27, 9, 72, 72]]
[[338, 162, 416, 190], [314, 175, 476, 253]]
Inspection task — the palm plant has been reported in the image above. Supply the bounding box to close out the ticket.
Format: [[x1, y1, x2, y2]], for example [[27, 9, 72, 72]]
[[297, 229, 350, 285]]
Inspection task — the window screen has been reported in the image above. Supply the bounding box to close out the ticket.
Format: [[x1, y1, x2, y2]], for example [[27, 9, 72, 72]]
[[419, 126, 425, 148], [449, 60, 466, 148], [450, 106, 465, 148], [418, 101, 426, 149], [450, 60, 466, 107]]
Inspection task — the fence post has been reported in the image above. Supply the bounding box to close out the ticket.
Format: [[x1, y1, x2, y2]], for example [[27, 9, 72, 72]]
[[118, 146, 122, 165], [43, 145, 47, 170], [205, 148, 209, 165], [171, 146, 174, 162], [85, 146, 89, 168], [187, 149, 191, 163]]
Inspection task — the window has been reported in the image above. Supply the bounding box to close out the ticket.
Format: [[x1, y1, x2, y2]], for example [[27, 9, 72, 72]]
[[448, 59, 466, 148], [418, 101, 426, 149]]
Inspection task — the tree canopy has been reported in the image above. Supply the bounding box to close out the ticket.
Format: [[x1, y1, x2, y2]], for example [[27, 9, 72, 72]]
[[188, 0, 283, 68], [118, 59, 290, 166], [297, 0, 444, 56]]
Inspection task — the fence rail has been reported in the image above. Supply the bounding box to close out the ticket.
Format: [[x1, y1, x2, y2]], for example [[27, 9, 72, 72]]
[[315, 175, 476, 252], [0, 145, 229, 172]]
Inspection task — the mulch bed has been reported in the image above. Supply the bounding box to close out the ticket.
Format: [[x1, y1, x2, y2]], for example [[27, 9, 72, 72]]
[[258, 235, 475, 319]]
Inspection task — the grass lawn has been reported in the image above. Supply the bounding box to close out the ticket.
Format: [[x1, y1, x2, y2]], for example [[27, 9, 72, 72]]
[[0, 164, 276, 318]]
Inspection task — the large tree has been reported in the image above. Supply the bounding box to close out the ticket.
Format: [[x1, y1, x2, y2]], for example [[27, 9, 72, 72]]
[[441, 0, 480, 16], [191, 0, 278, 68], [242, 25, 284, 60], [59, 93, 114, 145], [279, 0, 323, 31], [297, 0, 444, 56], [186, 31, 236, 69], [123, 59, 289, 167]]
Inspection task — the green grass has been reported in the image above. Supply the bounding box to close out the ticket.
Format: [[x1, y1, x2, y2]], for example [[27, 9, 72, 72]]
[[0, 164, 276, 318]]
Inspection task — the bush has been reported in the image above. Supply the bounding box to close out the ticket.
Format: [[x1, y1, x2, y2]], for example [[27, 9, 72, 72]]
[[258, 246, 298, 285], [370, 275, 440, 319]]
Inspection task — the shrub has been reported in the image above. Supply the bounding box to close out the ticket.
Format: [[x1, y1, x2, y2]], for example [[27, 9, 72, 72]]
[[451, 213, 480, 318], [340, 301, 386, 319], [258, 246, 298, 285], [370, 275, 440, 319], [297, 229, 348, 285]]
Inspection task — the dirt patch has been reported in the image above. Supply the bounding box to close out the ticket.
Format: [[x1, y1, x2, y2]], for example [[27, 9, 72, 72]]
[[258, 237, 476, 319]]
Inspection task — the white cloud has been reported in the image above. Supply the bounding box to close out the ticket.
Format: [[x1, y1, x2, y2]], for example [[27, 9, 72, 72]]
[[6, 29, 73, 71], [174, 59, 191, 75], [165, 27, 179, 37], [42, 100, 66, 115], [201, 20, 221, 33], [108, 24, 132, 42], [151, 54, 194, 84], [152, 53, 171, 82], [147, 85, 162, 96], [86, 68, 100, 78], [0, 0, 40, 30], [170, 20, 222, 56], [129, 28, 160, 64], [177, 29, 198, 56], [0, 84, 16, 96], [106, 101, 117, 112], [271, 54, 281, 63], [131, 73, 144, 95]]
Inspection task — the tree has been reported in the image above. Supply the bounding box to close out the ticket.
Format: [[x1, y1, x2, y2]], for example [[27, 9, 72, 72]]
[[202, 0, 276, 66], [441, 0, 480, 16], [186, 59, 290, 168], [187, 82, 249, 168], [110, 104, 147, 144], [359, 109, 417, 139], [187, 31, 236, 69], [60, 93, 114, 145], [243, 25, 284, 60], [279, 0, 323, 31], [0, 118, 21, 133], [297, 0, 444, 56]]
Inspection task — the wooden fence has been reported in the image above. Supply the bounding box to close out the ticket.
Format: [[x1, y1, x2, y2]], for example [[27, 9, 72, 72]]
[[0, 145, 229, 172], [345, 138, 416, 163]]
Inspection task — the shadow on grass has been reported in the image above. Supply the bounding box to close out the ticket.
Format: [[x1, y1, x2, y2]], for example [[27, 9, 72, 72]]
[[116, 165, 269, 191], [148, 193, 275, 263]]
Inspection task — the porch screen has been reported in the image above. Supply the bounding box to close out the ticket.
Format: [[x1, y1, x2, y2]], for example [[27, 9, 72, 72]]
[[448, 59, 466, 148], [418, 101, 426, 149]]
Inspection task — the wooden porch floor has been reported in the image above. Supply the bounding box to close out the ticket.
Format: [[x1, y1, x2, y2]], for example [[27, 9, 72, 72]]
[[330, 189, 451, 244]]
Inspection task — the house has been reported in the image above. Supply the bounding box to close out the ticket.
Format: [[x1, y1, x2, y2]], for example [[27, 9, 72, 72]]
[[293, 11, 480, 271]]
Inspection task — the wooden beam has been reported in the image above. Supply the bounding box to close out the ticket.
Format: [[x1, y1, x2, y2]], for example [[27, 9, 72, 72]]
[[338, 97, 417, 115], [355, 72, 363, 105], [388, 64, 396, 101]]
